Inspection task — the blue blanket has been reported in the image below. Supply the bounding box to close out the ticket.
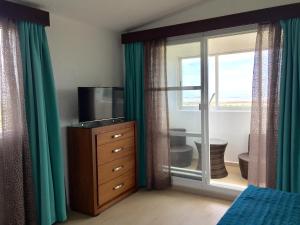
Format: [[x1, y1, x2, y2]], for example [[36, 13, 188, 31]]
[[217, 185, 300, 225]]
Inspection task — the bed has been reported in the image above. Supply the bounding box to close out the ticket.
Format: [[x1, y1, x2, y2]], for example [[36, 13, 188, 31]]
[[217, 185, 300, 225]]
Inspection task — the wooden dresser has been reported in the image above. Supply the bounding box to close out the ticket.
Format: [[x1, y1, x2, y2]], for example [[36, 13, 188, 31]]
[[68, 121, 136, 216]]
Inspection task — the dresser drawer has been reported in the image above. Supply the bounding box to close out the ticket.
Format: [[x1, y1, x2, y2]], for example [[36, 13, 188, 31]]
[[97, 127, 134, 145], [98, 172, 135, 206], [98, 155, 135, 185], [97, 138, 135, 165]]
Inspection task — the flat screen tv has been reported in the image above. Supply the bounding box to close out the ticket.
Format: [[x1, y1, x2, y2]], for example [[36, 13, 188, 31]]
[[78, 87, 124, 122]]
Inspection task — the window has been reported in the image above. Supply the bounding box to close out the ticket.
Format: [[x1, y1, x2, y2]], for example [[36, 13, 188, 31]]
[[217, 52, 254, 110], [180, 57, 216, 108], [180, 57, 201, 107], [179, 51, 254, 110]]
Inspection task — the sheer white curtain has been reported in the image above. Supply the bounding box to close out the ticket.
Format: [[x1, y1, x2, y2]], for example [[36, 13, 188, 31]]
[[0, 18, 36, 225], [248, 23, 282, 188]]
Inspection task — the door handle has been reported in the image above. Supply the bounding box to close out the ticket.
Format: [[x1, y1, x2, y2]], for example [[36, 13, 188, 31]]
[[112, 148, 123, 153], [112, 165, 124, 172], [113, 183, 124, 190], [112, 133, 123, 139]]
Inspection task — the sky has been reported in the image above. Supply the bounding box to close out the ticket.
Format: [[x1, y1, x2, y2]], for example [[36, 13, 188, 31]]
[[181, 51, 255, 104]]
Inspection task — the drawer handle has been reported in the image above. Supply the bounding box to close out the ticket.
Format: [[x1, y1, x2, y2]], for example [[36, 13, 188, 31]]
[[112, 148, 123, 153], [112, 165, 124, 172], [112, 134, 123, 139], [113, 183, 124, 190]]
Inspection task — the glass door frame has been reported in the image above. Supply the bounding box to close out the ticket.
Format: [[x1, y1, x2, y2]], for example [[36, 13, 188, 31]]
[[168, 24, 257, 194], [167, 34, 209, 184], [200, 36, 210, 185], [204, 25, 257, 191]]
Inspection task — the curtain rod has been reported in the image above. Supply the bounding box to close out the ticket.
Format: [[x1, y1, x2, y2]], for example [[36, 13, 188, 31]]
[[0, 1, 50, 26], [121, 2, 300, 43]]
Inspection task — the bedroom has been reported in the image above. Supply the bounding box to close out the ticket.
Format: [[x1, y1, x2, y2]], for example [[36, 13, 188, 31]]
[[0, 0, 299, 225]]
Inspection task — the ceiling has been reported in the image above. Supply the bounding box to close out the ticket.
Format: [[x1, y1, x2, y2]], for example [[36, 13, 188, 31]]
[[168, 32, 258, 58], [13, 0, 207, 31]]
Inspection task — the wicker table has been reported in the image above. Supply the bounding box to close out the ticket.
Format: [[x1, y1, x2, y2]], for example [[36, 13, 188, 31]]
[[195, 138, 228, 179]]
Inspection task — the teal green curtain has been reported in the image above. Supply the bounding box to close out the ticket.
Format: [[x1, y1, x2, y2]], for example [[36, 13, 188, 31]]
[[277, 18, 300, 193], [17, 22, 67, 224], [124, 42, 146, 187]]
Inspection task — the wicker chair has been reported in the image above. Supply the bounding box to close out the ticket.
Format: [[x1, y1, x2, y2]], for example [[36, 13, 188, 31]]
[[238, 135, 250, 179], [170, 128, 193, 167]]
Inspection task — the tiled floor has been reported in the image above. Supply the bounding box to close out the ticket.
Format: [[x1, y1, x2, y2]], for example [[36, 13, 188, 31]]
[[59, 189, 231, 225], [183, 159, 248, 187], [212, 164, 248, 187]]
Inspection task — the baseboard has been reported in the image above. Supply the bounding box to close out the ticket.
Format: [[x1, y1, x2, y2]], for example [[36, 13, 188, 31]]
[[171, 176, 243, 202]]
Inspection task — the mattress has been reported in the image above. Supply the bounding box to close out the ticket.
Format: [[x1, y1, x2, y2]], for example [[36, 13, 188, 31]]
[[217, 185, 300, 225]]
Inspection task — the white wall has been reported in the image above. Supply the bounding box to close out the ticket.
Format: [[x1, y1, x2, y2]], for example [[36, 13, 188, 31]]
[[46, 14, 122, 200], [137, 0, 300, 30], [209, 111, 250, 163]]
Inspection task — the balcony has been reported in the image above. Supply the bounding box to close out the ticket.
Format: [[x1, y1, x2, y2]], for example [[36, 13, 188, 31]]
[[169, 109, 250, 188]]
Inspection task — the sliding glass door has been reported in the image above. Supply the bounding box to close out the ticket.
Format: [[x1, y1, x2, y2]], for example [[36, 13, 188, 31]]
[[166, 39, 209, 183], [207, 31, 256, 189], [167, 26, 257, 192]]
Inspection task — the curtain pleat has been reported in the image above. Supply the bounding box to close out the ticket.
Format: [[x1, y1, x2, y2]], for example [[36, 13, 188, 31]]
[[0, 18, 36, 225], [249, 23, 282, 188], [124, 42, 147, 187], [17, 21, 67, 225], [277, 18, 300, 193], [144, 39, 171, 189]]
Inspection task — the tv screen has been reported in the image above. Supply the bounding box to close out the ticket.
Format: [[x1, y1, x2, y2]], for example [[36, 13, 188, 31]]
[[78, 87, 124, 122]]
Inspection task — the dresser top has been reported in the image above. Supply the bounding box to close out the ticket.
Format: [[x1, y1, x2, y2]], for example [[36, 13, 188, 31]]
[[70, 118, 127, 129]]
